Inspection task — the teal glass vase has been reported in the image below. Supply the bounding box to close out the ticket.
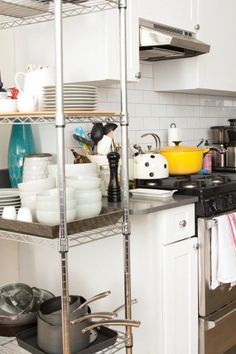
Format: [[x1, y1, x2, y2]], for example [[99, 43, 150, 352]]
[[8, 125, 36, 187]]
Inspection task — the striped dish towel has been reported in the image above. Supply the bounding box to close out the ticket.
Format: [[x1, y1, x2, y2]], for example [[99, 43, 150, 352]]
[[211, 213, 236, 289]]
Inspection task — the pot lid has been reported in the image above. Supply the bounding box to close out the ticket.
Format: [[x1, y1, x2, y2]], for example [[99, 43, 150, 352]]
[[161, 145, 205, 153]]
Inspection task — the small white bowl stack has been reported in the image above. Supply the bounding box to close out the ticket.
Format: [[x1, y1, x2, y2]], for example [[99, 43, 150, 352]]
[[17, 163, 102, 225]]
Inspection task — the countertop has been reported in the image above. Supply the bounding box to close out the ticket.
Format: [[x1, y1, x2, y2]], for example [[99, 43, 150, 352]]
[[106, 194, 198, 216]]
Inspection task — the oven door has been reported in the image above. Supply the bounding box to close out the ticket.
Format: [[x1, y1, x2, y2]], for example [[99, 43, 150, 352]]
[[200, 300, 236, 354], [198, 217, 236, 317]]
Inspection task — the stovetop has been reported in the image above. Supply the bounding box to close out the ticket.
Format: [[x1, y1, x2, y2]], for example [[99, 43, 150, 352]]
[[135, 174, 236, 217]]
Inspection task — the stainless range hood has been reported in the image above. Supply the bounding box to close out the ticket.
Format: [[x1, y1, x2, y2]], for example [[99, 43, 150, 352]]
[[140, 19, 210, 61]]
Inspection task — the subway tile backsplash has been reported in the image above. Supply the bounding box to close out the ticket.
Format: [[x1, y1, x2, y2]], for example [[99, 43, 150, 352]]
[[36, 62, 236, 163]]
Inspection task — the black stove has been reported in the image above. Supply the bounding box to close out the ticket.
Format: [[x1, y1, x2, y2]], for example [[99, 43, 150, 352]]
[[136, 174, 236, 217]]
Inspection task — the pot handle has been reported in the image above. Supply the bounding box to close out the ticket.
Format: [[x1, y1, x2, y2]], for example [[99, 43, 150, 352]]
[[72, 290, 111, 313], [141, 133, 161, 153], [71, 311, 117, 325], [113, 298, 138, 314], [82, 319, 141, 333]]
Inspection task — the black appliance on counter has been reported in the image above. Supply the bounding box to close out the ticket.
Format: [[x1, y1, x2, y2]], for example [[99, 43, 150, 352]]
[[136, 173, 236, 354]]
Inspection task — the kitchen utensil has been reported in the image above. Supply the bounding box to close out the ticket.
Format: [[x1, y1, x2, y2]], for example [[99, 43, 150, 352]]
[[160, 142, 209, 175], [37, 312, 91, 354], [73, 134, 94, 154], [82, 319, 141, 333], [0, 99, 17, 113], [226, 143, 236, 167], [38, 295, 89, 326], [103, 123, 118, 136], [97, 135, 112, 155], [210, 126, 229, 145], [107, 151, 121, 203], [71, 149, 91, 164], [90, 123, 104, 145], [0, 287, 54, 327], [15, 67, 55, 111], [133, 133, 169, 180], [0, 283, 33, 316], [17, 92, 38, 112], [17, 207, 33, 222], [23, 153, 53, 182], [2, 206, 17, 220], [130, 189, 177, 199]]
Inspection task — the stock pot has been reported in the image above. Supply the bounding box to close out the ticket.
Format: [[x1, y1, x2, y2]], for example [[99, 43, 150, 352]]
[[160, 143, 209, 175]]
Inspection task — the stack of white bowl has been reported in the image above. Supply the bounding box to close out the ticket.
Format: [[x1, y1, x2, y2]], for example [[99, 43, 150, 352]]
[[18, 178, 56, 221], [36, 188, 77, 226], [66, 176, 102, 220], [47, 163, 102, 220]]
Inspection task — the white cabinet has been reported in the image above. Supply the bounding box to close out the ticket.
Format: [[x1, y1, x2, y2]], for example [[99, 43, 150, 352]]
[[163, 237, 198, 354], [154, 0, 236, 95], [13, 3, 139, 83], [138, 0, 198, 33], [130, 203, 198, 354]]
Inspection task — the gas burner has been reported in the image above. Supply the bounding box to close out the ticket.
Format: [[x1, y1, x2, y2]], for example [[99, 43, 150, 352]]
[[175, 180, 207, 189], [211, 175, 231, 185]]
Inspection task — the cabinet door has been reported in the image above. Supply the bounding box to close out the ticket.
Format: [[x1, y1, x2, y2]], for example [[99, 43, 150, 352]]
[[138, 0, 198, 32], [198, 0, 236, 92], [163, 237, 198, 354]]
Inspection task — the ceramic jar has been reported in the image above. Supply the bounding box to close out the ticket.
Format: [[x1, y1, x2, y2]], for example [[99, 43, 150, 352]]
[[23, 153, 53, 182]]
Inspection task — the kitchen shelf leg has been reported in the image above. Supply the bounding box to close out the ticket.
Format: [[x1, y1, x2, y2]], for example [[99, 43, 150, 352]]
[[119, 0, 134, 352], [55, 1, 71, 353]]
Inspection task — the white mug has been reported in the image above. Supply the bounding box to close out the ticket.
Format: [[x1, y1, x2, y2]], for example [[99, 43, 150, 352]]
[[97, 135, 112, 155], [2, 206, 17, 220], [17, 207, 33, 223], [17, 92, 38, 112], [23, 153, 53, 182]]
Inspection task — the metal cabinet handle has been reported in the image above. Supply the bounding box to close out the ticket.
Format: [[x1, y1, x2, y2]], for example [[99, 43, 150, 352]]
[[179, 220, 187, 227]]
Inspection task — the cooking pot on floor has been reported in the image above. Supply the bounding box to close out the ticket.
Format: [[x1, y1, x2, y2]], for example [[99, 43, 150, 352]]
[[160, 142, 209, 175]]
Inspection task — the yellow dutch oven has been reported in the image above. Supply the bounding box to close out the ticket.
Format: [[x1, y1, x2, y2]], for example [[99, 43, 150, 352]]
[[160, 143, 209, 175]]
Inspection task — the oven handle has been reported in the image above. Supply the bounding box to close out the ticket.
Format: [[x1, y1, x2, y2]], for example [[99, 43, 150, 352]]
[[205, 306, 236, 330]]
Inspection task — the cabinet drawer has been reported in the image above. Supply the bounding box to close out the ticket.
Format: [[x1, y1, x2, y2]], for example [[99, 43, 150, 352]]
[[161, 204, 195, 245]]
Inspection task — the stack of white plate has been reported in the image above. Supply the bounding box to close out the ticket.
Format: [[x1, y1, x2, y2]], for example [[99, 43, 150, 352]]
[[42, 84, 97, 111], [0, 189, 21, 218]]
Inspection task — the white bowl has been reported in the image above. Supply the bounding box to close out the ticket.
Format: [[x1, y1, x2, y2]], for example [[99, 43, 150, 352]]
[[36, 188, 75, 202], [21, 196, 37, 210], [66, 177, 100, 190], [18, 178, 55, 192], [37, 199, 77, 211], [88, 155, 109, 167], [77, 201, 102, 220], [36, 209, 77, 226], [48, 164, 98, 178], [76, 189, 102, 204], [0, 99, 17, 113]]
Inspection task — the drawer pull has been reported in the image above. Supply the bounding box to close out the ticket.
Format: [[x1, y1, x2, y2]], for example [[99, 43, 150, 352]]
[[179, 220, 187, 227]]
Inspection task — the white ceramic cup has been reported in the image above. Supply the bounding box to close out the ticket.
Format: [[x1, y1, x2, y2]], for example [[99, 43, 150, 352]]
[[23, 153, 53, 182], [17, 92, 38, 112], [17, 207, 33, 223], [2, 206, 17, 220], [97, 135, 112, 155]]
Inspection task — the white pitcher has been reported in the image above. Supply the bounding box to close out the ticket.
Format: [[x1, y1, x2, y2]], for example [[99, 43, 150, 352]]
[[15, 67, 55, 111]]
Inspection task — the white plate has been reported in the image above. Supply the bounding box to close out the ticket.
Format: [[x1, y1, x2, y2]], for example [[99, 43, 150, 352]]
[[43, 83, 96, 88], [44, 103, 97, 107], [43, 97, 97, 104], [0, 189, 19, 199], [130, 189, 178, 199], [44, 107, 96, 111], [43, 93, 97, 97]]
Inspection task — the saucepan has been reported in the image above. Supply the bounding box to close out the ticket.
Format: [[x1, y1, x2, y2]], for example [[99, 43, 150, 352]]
[[37, 295, 138, 354], [160, 142, 209, 175]]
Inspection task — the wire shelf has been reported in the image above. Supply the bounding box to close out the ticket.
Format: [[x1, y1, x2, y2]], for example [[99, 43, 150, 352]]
[[0, 331, 127, 353], [0, 112, 121, 125], [0, 0, 119, 29], [0, 222, 123, 248]]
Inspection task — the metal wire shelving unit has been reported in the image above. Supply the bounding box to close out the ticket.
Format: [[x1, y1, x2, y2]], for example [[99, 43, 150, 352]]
[[0, 0, 119, 29], [0, 331, 128, 353], [0, 0, 135, 353]]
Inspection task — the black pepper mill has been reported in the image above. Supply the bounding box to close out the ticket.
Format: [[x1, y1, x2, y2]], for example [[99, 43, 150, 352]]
[[107, 151, 121, 203]]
